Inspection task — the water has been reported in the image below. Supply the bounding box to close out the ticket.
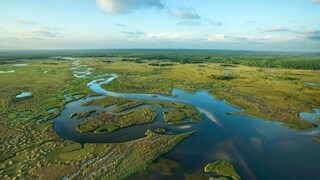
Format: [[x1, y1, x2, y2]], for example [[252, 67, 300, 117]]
[[52, 102, 194, 143], [16, 92, 32, 98], [17, 112, 29, 121], [12, 64, 28, 66], [223, 69, 233, 73], [304, 82, 320, 87], [63, 94, 72, 101], [0, 70, 15, 73], [47, 108, 56, 114], [299, 109, 320, 137], [50, 59, 320, 179]]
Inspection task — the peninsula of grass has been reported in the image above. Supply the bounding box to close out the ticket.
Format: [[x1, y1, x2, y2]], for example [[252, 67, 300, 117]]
[[70, 110, 96, 119], [312, 138, 320, 143], [204, 160, 241, 180], [76, 107, 157, 134]]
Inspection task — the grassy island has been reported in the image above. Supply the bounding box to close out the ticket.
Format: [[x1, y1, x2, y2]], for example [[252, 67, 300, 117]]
[[148, 101, 202, 124], [204, 160, 241, 180], [76, 107, 157, 134]]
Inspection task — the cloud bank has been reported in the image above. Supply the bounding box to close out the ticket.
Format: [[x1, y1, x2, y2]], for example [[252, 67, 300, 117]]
[[301, 29, 320, 40], [96, 0, 164, 14]]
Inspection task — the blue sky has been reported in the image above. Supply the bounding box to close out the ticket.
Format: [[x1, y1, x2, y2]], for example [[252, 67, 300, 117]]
[[0, 0, 320, 51]]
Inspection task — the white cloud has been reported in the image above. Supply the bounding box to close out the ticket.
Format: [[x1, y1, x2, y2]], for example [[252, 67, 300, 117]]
[[300, 29, 320, 34], [207, 34, 227, 42], [312, 0, 320, 3], [175, 8, 200, 19], [299, 29, 320, 40], [244, 35, 278, 41], [206, 34, 294, 42], [96, 0, 164, 14], [146, 32, 195, 41]]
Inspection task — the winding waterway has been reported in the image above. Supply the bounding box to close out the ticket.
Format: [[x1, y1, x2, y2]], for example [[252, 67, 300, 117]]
[[51, 59, 320, 180]]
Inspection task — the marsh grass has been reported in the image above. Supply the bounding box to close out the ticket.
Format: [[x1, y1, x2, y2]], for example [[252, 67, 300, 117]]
[[76, 107, 157, 134], [148, 101, 202, 124], [204, 160, 241, 180]]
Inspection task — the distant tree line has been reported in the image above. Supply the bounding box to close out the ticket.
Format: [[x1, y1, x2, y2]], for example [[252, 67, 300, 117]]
[[1, 49, 319, 70]]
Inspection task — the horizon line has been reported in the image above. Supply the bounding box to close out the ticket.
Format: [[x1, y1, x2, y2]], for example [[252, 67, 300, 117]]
[[1, 48, 320, 54]]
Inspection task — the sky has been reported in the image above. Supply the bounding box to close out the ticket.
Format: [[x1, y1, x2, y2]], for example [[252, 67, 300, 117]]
[[0, 0, 320, 51]]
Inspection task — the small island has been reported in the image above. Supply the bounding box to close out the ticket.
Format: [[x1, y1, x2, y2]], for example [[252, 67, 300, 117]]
[[76, 107, 157, 134], [204, 160, 241, 180]]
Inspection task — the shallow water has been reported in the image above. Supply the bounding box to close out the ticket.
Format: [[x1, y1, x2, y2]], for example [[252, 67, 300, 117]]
[[0, 70, 15, 73], [17, 112, 29, 121], [16, 92, 32, 98], [63, 94, 72, 101], [50, 59, 320, 180], [47, 108, 56, 114], [223, 69, 233, 73], [12, 64, 28, 66], [304, 82, 320, 87], [300, 109, 320, 123]]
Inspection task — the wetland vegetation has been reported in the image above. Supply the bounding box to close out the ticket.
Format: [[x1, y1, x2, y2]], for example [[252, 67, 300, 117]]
[[148, 101, 202, 124], [76, 107, 157, 134], [204, 160, 241, 180], [0, 50, 319, 179]]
